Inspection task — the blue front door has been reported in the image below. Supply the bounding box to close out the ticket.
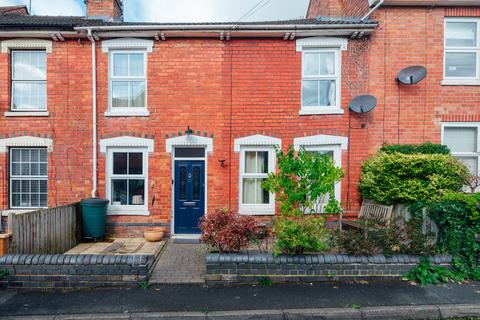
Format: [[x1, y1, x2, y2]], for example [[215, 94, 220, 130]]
[[174, 160, 205, 234]]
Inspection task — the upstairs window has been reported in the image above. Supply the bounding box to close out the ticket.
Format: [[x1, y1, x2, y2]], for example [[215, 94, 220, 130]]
[[11, 51, 47, 111], [444, 19, 480, 83], [109, 51, 147, 111]]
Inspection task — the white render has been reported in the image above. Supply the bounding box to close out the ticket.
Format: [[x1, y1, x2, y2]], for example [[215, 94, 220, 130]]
[[99, 136, 154, 153], [296, 36, 348, 52], [1, 39, 53, 53], [293, 134, 349, 151], [165, 134, 213, 153], [101, 38, 154, 53], [233, 134, 281, 152]]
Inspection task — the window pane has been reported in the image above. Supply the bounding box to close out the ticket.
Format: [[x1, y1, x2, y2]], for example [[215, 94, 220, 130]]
[[113, 152, 128, 174], [319, 80, 336, 106], [11, 149, 20, 162], [175, 148, 205, 158], [242, 178, 256, 204], [444, 127, 477, 153], [129, 179, 145, 205], [12, 51, 46, 80], [11, 163, 21, 176], [446, 22, 477, 47], [319, 52, 335, 75], [193, 166, 200, 201], [179, 166, 187, 200], [456, 156, 478, 175], [12, 194, 20, 207], [128, 152, 143, 175], [302, 80, 319, 106], [245, 152, 257, 173], [303, 53, 319, 76], [39, 180, 47, 193], [112, 81, 129, 108], [257, 151, 268, 173], [12, 180, 20, 193], [256, 178, 269, 204], [130, 81, 146, 108], [39, 193, 47, 207], [113, 53, 129, 77], [112, 179, 127, 205], [12, 82, 47, 110], [129, 53, 144, 76], [445, 52, 476, 77]]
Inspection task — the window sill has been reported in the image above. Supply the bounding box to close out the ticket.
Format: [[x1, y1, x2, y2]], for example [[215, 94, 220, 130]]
[[105, 110, 150, 117], [107, 210, 150, 216], [299, 108, 344, 115], [441, 79, 480, 86], [239, 205, 275, 216], [4, 111, 49, 117]]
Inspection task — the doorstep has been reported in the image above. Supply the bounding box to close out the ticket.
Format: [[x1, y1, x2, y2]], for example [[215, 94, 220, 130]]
[[171, 234, 200, 244]]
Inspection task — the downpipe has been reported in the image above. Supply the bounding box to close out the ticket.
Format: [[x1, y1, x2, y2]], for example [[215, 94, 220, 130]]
[[87, 29, 97, 198]]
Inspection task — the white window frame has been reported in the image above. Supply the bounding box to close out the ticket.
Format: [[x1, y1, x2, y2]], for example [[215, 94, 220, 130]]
[[239, 146, 276, 215], [106, 147, 149, 215], [441, 122, 480, 179], [10, 50, 47, 112], [9, 147, 48, 209], [300, 145, 342, 214], [107, 50, 149, 116], [443, 18, 480, 85], [300, 48, 342, 115]]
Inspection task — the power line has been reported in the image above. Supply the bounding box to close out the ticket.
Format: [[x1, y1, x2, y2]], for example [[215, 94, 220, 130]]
[[232, 0, 272, 30]]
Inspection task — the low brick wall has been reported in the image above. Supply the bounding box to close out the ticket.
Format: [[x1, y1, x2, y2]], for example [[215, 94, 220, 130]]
[[0, 253, 156, 289], [206, 253, 452, 284]]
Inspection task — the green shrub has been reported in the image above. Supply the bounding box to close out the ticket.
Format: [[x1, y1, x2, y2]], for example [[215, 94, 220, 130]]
[[273, 216, 330, 255], [428, 200, 480, 280], [360, 152, 469, 205], [263, 146, 344, 216], [380, 142, 450, 155], [443, 192, 480, 221], [405, 257, 451, 286], [334, 216, 434, 256]]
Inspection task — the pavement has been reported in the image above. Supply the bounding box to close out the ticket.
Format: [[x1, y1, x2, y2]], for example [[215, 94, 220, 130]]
[[0, 281, 479, 319], [149, 241, 206, 284]]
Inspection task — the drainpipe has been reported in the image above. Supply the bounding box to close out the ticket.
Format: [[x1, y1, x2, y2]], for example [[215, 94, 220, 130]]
[[361, 0, 384, 22], [87, 29, 97, 198]]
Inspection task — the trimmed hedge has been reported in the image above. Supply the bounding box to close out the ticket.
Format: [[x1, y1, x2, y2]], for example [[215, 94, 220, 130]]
[[360, 152, 469, 205], [380, 142, 450, 155]]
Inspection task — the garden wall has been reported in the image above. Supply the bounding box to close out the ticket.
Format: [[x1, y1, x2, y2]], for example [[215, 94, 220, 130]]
[[0, 253, 155, 289], [205, 253, 452, 285]]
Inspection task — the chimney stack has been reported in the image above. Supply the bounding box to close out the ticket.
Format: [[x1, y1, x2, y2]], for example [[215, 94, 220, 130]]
[[86, 0, 123, 22]]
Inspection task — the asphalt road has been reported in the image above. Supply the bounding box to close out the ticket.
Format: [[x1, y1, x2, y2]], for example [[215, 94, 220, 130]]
[[0, 281, 479, 317]]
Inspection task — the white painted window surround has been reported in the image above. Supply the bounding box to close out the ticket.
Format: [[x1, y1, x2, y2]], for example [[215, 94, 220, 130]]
[[296, 37, 347, 115], [234, 134, 281, 215], [294, 134, 348, 213], [0, 136, 53, 153], [99, 136, 154, 216], [443, 18, 480, 86], [1, 39, 52, 53], [441, 122, 480, 177], [102, 38, 153, 117]]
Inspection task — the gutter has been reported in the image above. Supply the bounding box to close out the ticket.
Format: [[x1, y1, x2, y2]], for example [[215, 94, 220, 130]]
[[75, 23, 377, 32], [87, 28, 97, 198]]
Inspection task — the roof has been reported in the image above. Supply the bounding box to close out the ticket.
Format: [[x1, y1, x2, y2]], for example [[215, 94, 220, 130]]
[[0, 5, 29, 16], [0, 14, 376, 32]]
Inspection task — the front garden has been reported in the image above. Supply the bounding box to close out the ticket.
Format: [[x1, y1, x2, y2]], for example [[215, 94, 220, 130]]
[[202, 143, 480, 285]]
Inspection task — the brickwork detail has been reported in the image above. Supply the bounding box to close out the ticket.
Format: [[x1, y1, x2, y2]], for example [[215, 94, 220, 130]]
[[0, 253, 155, 289], [205, 253, 452, 284]]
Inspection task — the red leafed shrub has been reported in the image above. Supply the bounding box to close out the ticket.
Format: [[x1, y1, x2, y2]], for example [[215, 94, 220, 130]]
[[200, 208, 258, 253]]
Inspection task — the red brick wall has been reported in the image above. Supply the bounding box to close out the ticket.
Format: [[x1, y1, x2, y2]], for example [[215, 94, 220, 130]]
[[86, 0, 123, 21], [0, 40, 93, 212], [307, 0, 345, 17]]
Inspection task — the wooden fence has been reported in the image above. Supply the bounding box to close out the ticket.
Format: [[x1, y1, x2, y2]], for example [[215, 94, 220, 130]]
[[8, 203, 82, 254]]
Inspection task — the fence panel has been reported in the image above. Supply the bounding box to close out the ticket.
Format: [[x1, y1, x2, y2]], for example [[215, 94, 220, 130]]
[[8, 203, 82, 254]]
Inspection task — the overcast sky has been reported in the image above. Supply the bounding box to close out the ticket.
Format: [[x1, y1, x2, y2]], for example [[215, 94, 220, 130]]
[[0, 0, 309, 22]]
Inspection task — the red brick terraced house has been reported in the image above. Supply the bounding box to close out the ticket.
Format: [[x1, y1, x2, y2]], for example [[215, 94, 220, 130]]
[[0, 0, 477, 239]]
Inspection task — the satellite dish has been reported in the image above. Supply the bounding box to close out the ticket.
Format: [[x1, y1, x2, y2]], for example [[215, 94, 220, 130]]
[[397, 66, 427, 85], [349, 95, 377, 113]]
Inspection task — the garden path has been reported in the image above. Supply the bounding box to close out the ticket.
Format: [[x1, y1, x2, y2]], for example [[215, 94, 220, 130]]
[[149, 240, 206, 284]]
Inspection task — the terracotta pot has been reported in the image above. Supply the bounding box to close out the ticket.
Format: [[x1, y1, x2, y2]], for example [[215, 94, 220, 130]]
[[144, 228, 164, 242]]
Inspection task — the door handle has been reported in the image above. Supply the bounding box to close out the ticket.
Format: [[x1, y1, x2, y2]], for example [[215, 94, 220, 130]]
[[183, 201, 196, 206]]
